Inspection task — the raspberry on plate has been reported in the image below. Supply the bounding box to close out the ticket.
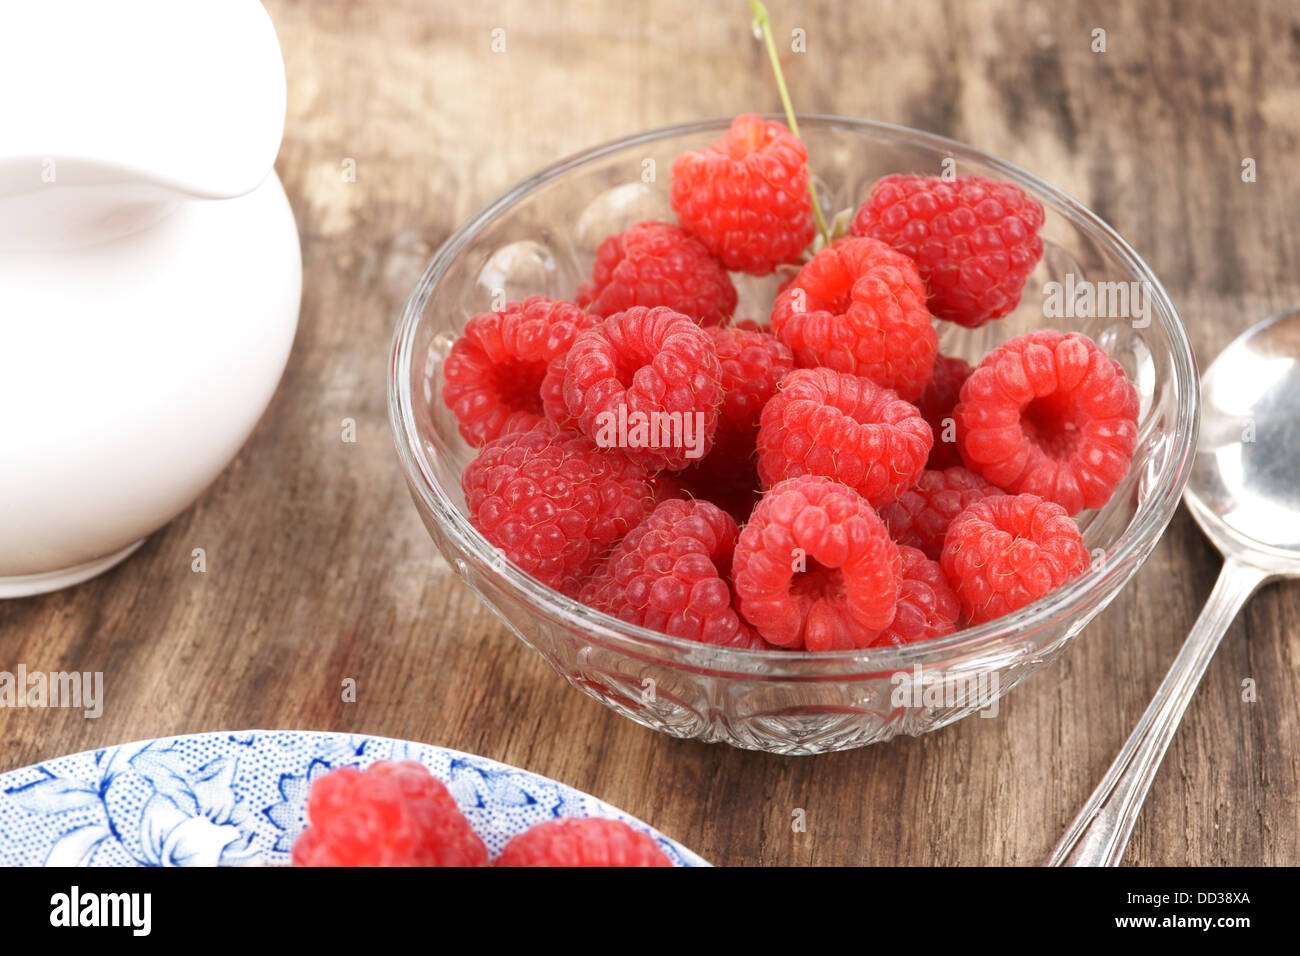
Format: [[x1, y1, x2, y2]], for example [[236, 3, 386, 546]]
[[461, 423, 654, 595], [769, 236, 938, 400], [554, 306, 723, 470], [442, 296, 599, 446], [869, 545, 960, 646], [916, 354, 974, 469], [851, 173, 1045, 328], [670, 113, 816, 275], [576, 220, 737, 325], [756, 367, 932, 506], [581, 498, 761, 648], [495, 817, 673, 867], [878, 466, 1002, 560], [732, 475, 901, 651], [292, 761, 488, 867], [954, 329, 1139, 515], [940, 493, 1089, 624]]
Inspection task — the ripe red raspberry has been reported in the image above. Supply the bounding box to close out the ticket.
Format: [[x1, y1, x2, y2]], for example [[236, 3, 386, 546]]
[[576, 221, 737, 325], [461, 423, 653, 595], [769, 237, 938, 400], [495, 817, 673, 867], [878, 466, 1002, 560], [916, 354, 974, 469], [581, 498, 761, 648], [644, 325, 790, 524], [732, 475, 901, 651], [554, 306, 722, 471], [954, 330, 1139, 515], [756, 367, 932, 507], [705, 324, 795, 435], [442, 296, 599, 446], [670, 114, 816, 275], [851, 174, 1045, 328], [292, 761, 488, 867], [940, 493, 1089, 624], [869, 546, 960, 646]]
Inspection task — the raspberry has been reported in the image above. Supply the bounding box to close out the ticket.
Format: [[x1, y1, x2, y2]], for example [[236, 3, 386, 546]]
[[733, 475, 901, 651], [940, 493, 1089, 624], [495, 817, 673, 867], [756, 367, 932, 507], [365, 760, 458, 807], [877, 466, 1002, 560], [581, 499, 761, 648], [869, 546, 960, 646], [292, 761, 488, 867], [576, 221, 737, 325], [954, 330, 1139, 515], [705, 324, 795, 435], [769, 237, 938, 400], [670, 114, 816, 275], [645, 325, 791, 523], [916, 354, 973, 469], [554, 306, 722, 470], [461, 423, 654, 595], [442, 296, 599, 446], [850, 174, 1045, 328]]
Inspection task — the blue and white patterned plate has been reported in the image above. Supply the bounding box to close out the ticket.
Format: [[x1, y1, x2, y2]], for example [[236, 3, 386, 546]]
[[0, 730, 707, 867]]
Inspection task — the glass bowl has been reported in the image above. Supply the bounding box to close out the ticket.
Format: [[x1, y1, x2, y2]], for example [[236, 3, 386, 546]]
[[388, 116, 1199, 755]]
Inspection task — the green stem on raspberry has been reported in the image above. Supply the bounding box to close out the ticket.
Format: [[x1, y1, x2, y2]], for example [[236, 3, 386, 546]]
[[750, 0, 830, 246]]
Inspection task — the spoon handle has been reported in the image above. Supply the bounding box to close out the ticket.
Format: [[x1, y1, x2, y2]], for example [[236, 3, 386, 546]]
[[1045, 556, 1270, 866]]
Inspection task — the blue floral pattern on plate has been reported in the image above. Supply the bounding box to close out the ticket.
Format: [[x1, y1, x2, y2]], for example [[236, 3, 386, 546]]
[[0, 730, 707, 866]]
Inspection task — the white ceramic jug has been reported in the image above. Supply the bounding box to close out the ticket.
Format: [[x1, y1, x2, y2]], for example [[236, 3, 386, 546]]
[[0, 1, 302, 597]]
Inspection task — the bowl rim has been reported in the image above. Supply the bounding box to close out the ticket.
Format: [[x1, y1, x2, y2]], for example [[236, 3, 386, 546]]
[[388, 114, 1200, 675]]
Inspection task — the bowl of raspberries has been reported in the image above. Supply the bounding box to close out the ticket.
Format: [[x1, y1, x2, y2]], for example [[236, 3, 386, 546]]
[[389, 114, 1198, 754]]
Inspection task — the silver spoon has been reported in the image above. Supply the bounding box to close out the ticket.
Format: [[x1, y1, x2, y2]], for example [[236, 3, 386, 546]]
[[1047, 308, 1300, 866]]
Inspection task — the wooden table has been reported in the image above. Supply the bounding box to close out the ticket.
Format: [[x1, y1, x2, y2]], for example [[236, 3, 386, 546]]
[[3, 0, 1297, 866]]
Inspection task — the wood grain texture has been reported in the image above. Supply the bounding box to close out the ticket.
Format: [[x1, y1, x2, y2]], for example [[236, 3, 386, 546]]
[[2, 0, 1298, 866]]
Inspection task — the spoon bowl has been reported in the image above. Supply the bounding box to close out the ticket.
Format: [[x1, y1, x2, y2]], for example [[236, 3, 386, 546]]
[[1186, 309, 1300, 566]]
